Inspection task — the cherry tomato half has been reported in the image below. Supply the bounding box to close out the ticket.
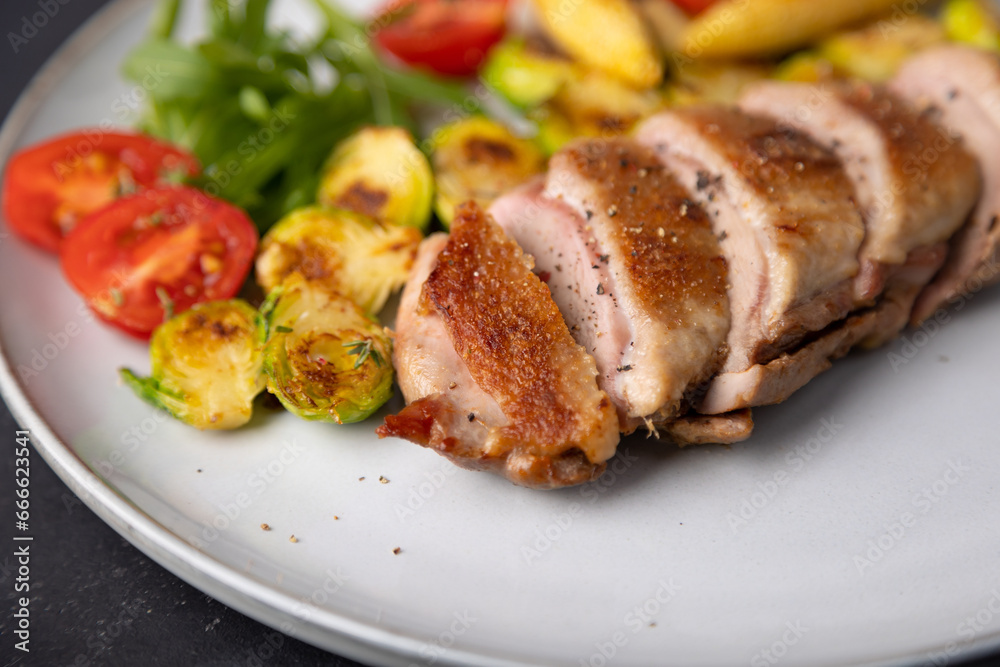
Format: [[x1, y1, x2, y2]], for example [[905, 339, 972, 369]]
[[374, 0, 508, 77], [2, 130, 200, 253], [60, 186, 257, 339], [668, 0, 719, 15]]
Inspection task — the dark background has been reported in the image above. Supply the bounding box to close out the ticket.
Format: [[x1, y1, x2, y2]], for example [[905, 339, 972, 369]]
[[1, 1, 1000, 666]]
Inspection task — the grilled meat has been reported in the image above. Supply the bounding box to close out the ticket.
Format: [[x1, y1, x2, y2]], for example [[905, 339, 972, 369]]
[[740, 80, 980, 344], [634, 107, 866, 413], [384, 50, 1000, 486], [491, 139, 730, 432], [378, 203, 620, 489], [891, 45, 1000, 323]]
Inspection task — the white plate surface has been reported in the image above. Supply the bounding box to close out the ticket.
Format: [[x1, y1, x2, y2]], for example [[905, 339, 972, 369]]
[[2, 2, 1000, 665]]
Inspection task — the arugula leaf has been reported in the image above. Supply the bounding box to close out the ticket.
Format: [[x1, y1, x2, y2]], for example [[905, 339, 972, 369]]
[[122, 39, 218, 101], [123, 0, 476, 231]]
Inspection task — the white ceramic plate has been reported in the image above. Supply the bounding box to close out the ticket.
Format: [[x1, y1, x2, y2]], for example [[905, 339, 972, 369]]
[[3, 2, 1000, 665]]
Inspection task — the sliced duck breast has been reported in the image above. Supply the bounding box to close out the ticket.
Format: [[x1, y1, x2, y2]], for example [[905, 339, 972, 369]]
[[491, 139, 731, 433], [740, 81, 980, 347], [891, 45, 1000, 323], [378, 203, 620, 489], [634, 107, 866, 413]]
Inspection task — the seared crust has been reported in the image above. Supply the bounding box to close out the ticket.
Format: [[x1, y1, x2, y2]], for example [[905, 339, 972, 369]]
[[380, 395, 606, 488], [422, 203, 618, 461], [379, 203, 620, 489], [556, 140, 729, 333], [741, 79, 980, 305], [840, 84, 979, 264], [677, 107, 859, 251], [544, 139, 730, 426], [635, 107, 865, 374]]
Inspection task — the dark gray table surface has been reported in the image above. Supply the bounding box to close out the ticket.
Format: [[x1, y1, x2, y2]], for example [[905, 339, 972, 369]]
[[2, 0, 1000, 666]]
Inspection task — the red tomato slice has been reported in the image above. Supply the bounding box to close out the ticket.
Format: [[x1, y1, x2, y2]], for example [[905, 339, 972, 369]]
[[60, 186, 257, 339], [668, 0, 719, 15], [375, 0, 508, 76], [2, 130, 200, 253]]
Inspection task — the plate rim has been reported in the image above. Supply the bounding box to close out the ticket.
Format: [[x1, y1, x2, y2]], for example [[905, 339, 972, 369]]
[[2, 1, 1000, 666], [0, 2, 525, 665]]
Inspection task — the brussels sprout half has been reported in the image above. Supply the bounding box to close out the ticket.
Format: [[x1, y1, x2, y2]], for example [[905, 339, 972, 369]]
[[255, 206, 421, 315], [120, 300, 265, 430], [317, 126, 434, 232], [529, 71, 665, 154], [479, 38, 578, 108], [262, 277, 393, 424], [431, 116, 545, 227]]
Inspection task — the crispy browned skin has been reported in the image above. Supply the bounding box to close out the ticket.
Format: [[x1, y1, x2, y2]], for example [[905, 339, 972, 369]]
[[840, 84, 978, 268], [378, 203, 619, 489], [636, 107, 865, 375], [741, 80, 979, 308], [542, 139, 730, 428], [681, 106, 857, 243], [556, 140, 729, 342], [423, 203, 617, 455]]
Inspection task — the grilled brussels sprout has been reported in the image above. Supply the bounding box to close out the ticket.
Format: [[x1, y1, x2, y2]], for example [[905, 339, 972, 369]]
[[431, 116, 545, 227], [942, 0, 1000, 51], [530, 71, 664, 154], [480, 38, 578, 108], [817, 14, 945, 81], [255, 206, 421, 315], [317, 126, 434, 231], [531, 0, 663, 89], [120, 300, 265, 430], [262, 277, 393, 424]]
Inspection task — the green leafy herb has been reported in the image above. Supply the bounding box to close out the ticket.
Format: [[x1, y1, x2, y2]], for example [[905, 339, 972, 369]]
[[123, 0, 470, 232], [343, 339, 383, 370]]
